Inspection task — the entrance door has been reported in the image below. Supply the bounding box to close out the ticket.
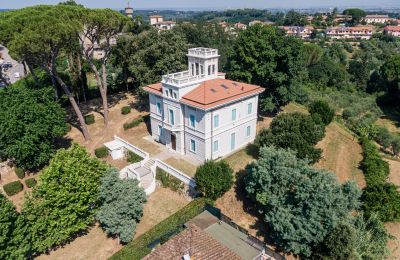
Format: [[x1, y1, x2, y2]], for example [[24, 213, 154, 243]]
[[171, 134, 176, 150]]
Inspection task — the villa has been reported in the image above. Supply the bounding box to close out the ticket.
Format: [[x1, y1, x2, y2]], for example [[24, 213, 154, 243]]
[[149, 15, 176, 31], [143, 47, 265, 162]]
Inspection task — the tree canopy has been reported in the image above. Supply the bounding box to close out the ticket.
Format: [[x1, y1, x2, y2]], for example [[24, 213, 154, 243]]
[[245, 146, 361, 257], [255, 112, 325, 163], [97, 168, 146, 243], [0, 5, 91, 139], [20, 144, 107, 252], [226, 25, 307, 111], [195, 160, 233, 200], [0, 84, 66, 170]]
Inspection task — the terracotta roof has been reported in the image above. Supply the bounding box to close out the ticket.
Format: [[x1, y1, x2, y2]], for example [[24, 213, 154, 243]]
[[143, 224, 241, 260], [143, 78, 265, 110], [181, 78, 264, 110], [143, 82, 163, 95], [385, 26, 400, 32]]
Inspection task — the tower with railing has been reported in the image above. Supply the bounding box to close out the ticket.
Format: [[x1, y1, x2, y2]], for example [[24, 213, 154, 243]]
[[187, 48, 219, 79]]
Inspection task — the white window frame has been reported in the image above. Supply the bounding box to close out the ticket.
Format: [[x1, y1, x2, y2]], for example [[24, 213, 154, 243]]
[[158, 125, 163, 136], [190, 139, 196, 153], [231, 108, 237, 121], [169, 109, 174, 125], [156, 102, 162, 114], [213, 114, 219, 129], [247, 102, 253, 115], [213, 140, 219, 152], [246, 125, 251, 137], [189, 114, 196, 128], [230, 132, 236, 151]]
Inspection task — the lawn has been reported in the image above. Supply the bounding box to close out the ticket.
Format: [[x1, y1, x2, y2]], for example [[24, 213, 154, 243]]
[[315, 122, 366, 188], [163, 157, 197, 177]]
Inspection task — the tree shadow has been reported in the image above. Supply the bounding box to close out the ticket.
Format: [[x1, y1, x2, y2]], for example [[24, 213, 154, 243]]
[[234, 167, 288, 255], [54, 136, 73, 150]]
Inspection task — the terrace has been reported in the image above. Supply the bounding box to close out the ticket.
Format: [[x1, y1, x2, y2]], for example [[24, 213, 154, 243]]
[[161, 70, 206, 87]]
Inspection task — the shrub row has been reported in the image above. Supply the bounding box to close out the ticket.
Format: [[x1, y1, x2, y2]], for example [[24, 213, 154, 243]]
[[84, 114, 95, 125], [123, 114, 150, 130], [156, 168, 184, 192], [121, 106, 132, 115], [95, 146, 108, 158], [25, 178, 37, 188], [126, 151, 143, 163], [3, 181, 23, 196], [360, 138, 390, 186], [110, 198, 209, 260], [360, 138, 400, 222]]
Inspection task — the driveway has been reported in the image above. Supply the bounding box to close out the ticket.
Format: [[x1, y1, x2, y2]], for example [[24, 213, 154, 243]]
[[0, 45, 25, 84]]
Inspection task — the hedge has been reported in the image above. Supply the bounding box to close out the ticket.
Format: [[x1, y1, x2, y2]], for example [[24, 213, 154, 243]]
[[127, 151, 143, 163], [123, 115, 150, 130], [121, 106, 132, 115], [3, 181, 23, 196], [110, 198, 209, 260], [84, 114, 95, 125], [25, 178, 37, 188], [15, 168, 25, 179], [360, 138, 390, 186], [95, 146, 108, 158]]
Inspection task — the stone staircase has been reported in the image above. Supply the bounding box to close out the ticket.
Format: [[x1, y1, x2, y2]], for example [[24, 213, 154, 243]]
[[137, 159, 155, 189]]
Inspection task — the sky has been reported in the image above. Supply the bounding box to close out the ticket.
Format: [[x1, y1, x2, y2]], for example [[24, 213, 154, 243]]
[[1, 0, 400, 10]]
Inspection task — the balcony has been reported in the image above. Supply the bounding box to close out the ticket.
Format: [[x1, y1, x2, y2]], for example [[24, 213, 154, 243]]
[[187, 47, 219, 58], [162, 70, 206, 87]]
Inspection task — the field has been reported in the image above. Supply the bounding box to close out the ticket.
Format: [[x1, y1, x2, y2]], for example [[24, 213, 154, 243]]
[[315, 122, 365, 187]]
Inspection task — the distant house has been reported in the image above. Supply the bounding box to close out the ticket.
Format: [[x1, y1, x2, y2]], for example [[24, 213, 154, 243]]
[[143, 48, 264, 162], [249, 20, 274, 26], [149, 15, 176, 30], [334, 14, 352, 23], [364, 14, 391, 24], [234, 22, 247, 30], [384, 25, 400, 37], [143, 209, 283, 260], [326, 26, 374, 39], [281, 26, 314, 39]]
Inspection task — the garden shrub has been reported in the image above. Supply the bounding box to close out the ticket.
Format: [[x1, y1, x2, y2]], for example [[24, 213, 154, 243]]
[[25, 178, 37, 188], [110, 198, 209, 260], [195, 160, 233, 200], [309, 100, 335, 126], [121, 106, 132, 115], [123, 116, 145, 130], [84, 114, 95, 125], [3, 181, 23, 196], [15, 168, 25, 179], [156, 168, 184, 192], [126, 151, 143, 163], [95, 146, 108, 158]]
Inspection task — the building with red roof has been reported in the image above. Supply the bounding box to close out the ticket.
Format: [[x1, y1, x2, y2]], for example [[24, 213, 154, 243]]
[[143, 47, 264, 162], [384, 26, 400, 37]]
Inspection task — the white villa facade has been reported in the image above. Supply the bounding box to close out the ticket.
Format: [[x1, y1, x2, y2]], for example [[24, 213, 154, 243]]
[[144, 48, 264, 162]]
